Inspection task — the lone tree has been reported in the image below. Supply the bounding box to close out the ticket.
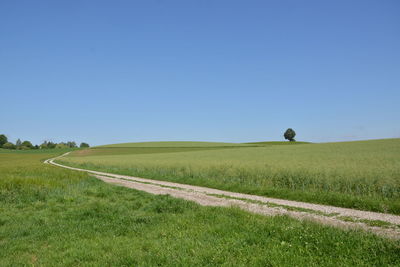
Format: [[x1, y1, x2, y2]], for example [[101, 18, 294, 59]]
[[0, 134, 7, 147], [284, 128, 296, 142]]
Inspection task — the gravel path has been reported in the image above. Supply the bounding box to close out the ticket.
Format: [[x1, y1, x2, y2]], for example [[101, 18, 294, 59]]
[[45, 153, 400, 239]]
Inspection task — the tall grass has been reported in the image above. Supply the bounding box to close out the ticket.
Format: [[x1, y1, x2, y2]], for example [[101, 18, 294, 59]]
[[98, 141, 251, 148], [1, 150, 400, 265], [61, 139, 400, 214]]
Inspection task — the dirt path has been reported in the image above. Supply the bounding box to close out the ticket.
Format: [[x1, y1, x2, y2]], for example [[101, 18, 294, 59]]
[[45, 153, 400, 239]]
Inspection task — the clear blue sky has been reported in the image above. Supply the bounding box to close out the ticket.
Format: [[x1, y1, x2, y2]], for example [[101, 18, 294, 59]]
[[1, 0, 399, 146]]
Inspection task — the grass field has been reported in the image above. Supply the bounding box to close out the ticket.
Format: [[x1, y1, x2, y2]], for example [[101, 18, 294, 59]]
[[245, 141, 311, 145], [98, 141, 252, 148], [1, 150, 400, 266], [60, 139, 400, 214]]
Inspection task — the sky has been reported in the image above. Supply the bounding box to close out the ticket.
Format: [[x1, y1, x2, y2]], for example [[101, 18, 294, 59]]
[[1, 0, 399, 146]]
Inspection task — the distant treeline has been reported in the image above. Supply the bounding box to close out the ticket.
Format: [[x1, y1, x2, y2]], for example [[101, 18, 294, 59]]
[[0, 134, 89, 150]]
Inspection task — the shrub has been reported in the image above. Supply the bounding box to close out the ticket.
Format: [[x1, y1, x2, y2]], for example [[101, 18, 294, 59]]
[[80, 142, 90, 148], [22, 141, 33, 148], [67, 141, 77, 148], [2, 142, 16, 149], [47, 142, 56, 149], [56, 143, 69, 149]]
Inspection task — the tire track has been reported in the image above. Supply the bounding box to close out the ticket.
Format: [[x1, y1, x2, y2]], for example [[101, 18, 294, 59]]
[[45, 153, 400, 239]]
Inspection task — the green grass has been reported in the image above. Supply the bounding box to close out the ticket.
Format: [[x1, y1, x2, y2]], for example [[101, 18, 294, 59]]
[[76, 146, 240, 157], [60, 138, 400, 214], [1, 150, 400, 266], [0, 148, 76, 154], [245, 141, 311, 145], [98, 141, 251, 148]]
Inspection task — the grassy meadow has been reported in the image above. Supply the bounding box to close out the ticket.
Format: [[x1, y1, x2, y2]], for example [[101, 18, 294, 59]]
[[60, 139, 400, 214], [1, 149, 400, 266], [99, 141, 251, 148], [245, 141, 311, 145]]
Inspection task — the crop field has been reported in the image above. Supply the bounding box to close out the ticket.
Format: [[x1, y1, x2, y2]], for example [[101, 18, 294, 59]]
[[98, 141, 252, 148], [245, 141, 311, 145], [1, 149, 400, 266], [60, 139, 400, 214]]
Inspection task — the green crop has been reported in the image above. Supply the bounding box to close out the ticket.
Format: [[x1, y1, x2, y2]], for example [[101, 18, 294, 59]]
[[1, 150, 400, 266], [60, 139, 400, 214]]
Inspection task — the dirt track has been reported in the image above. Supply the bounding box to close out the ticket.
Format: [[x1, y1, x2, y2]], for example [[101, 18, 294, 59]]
[[45, 153, 400, 239]]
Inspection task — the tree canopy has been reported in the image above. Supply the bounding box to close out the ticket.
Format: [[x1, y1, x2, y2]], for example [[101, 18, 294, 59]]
[[22, 141, 33, 148], [0, 134, 7, 147], [16, 139, 22, 147], [80, 142, 90, 148], [284, 128, 296, 142], [0, 134, 89, 150], [2, 142, 15, 149]]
